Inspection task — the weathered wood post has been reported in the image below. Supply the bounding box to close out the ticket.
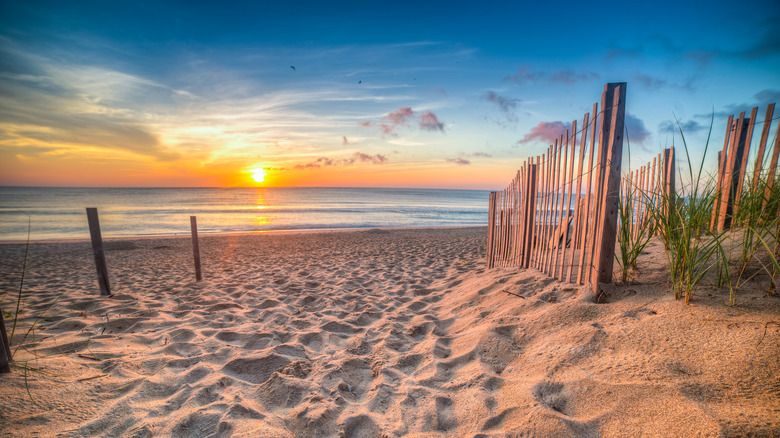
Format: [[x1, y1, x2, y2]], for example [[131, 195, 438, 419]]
[[0, 306, 10, 373], [752, 104, 775, 194], [523, 163, 537, 268], [86, 208, 111, 296], [591, 82, 627, 297], [190, 216, 203, 281]]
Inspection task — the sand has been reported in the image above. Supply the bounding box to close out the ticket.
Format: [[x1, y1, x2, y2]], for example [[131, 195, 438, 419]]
[[0, 227, 778, 437]]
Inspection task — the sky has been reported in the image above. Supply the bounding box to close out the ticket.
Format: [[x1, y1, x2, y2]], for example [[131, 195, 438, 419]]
[[1, 0, 778, 189]]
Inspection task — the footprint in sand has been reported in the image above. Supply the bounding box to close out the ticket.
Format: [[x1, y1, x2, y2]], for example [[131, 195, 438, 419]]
[[533, 381, 569, 415]]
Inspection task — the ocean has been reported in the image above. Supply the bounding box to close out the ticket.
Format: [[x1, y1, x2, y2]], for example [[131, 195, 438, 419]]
[[0, 187, 490, 241]]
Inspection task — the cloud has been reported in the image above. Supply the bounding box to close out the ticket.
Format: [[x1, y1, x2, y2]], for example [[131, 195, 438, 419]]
[[517, 121, 567, 145], [446, 157, 471, 165], [633, 73, 697, 91], [419, 110, 444, 132], [360, 107, 445, 136], [470, 152, 492, 158], [694, 89, 780, 120], [503, 67, 600, 86], [741, 27, 780, 59], [658, 119, 708, 134], [294, 152, 387, 169], [483, 91, 522, 127], [350, 152, 387, 164], [754, 89, 780, 105], [484, 91, 520, 113], [624, 113, 651, 145]]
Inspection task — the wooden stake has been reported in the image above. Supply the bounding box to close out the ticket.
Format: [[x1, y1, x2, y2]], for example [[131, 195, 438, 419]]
[[568, 112, 590, 282], [712, 115, 734, 230], [718, 113, 747, 230], [524, 163, 538, 268], [735, 106, 758, 207], [752, 103, 775, 193], [486, 192, 496, 268], [763, 117, 780, 209], [578, 103, 599, 285], [190, 216, 203, 281], [553, 130, 570, 278], [560, 122, 577, 281], [585, 100, 607, 285], [541, 143, 557, 273], [545, 137, 563, 275], [86, 208, 111, 296], [591, 83, 627, 295]]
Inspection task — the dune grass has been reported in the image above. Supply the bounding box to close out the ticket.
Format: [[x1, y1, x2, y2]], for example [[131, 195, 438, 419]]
[[632, 114, 780, 305]]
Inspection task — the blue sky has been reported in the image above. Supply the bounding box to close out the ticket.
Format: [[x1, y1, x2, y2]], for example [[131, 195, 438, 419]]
[[1, 0, 778, 188]]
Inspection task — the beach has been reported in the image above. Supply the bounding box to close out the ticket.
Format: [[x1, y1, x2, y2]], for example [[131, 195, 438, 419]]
[[1, 227, 778, 437]]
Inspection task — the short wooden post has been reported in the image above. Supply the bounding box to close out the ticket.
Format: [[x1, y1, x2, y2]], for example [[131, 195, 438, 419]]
[[0, 306, 11, 373], [86, 208, 111, 296], [591, 82, 627, 295], [190, 216, 203, 281]]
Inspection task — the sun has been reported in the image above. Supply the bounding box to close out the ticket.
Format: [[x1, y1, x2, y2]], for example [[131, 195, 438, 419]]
[[251, 168, 266, 183]]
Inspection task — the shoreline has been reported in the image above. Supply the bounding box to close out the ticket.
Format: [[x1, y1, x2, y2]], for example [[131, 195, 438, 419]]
[[0, 224, 487, 245]]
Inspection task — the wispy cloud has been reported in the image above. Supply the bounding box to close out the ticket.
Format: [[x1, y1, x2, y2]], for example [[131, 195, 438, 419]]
[[517, 121, 566, 145], [484, 91, 521, 126], [360, 107, 445, 136], [294, 152, 387, 169], [446, 157, 470, 165], [0, 45, 182, 161], [503, 67, 599, 86], [658, 119, 708, 134], [633, 72, 697, 91]]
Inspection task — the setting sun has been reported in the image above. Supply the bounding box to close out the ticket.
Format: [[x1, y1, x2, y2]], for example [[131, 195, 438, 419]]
[[251, 168, 266, 183]]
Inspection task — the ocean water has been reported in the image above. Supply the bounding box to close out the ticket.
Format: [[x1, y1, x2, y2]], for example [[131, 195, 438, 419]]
[[0, 187, 490, 241]]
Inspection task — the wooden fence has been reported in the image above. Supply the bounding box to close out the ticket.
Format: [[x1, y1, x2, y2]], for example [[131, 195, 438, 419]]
[[620, 148, 675, 241], [711, 103, 779, 231], [486, 83, 627, 295]]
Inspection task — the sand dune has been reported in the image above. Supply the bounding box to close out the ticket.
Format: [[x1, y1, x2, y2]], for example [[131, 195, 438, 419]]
[[0, 228, 778, 437]]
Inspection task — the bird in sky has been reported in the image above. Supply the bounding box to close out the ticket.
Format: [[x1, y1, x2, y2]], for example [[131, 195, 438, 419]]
[[290, 66, 295, 71]]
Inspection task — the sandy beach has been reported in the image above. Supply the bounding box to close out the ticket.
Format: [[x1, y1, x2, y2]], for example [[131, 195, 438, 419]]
[[1, 227, 778, 437]]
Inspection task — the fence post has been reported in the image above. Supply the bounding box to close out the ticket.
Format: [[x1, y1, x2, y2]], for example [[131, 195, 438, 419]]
[[753, 103, 775, 194], [717, 114, 749, 231], [591, 82, 627, 296], [86, 208, 111, 296], [735, 107, 758, 208], [523, 163, 537, 268], [0, 307, 10, 373], [711, 116, 734, 230], [190, 216, 203, 281], [763, 108, 780, 210]]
